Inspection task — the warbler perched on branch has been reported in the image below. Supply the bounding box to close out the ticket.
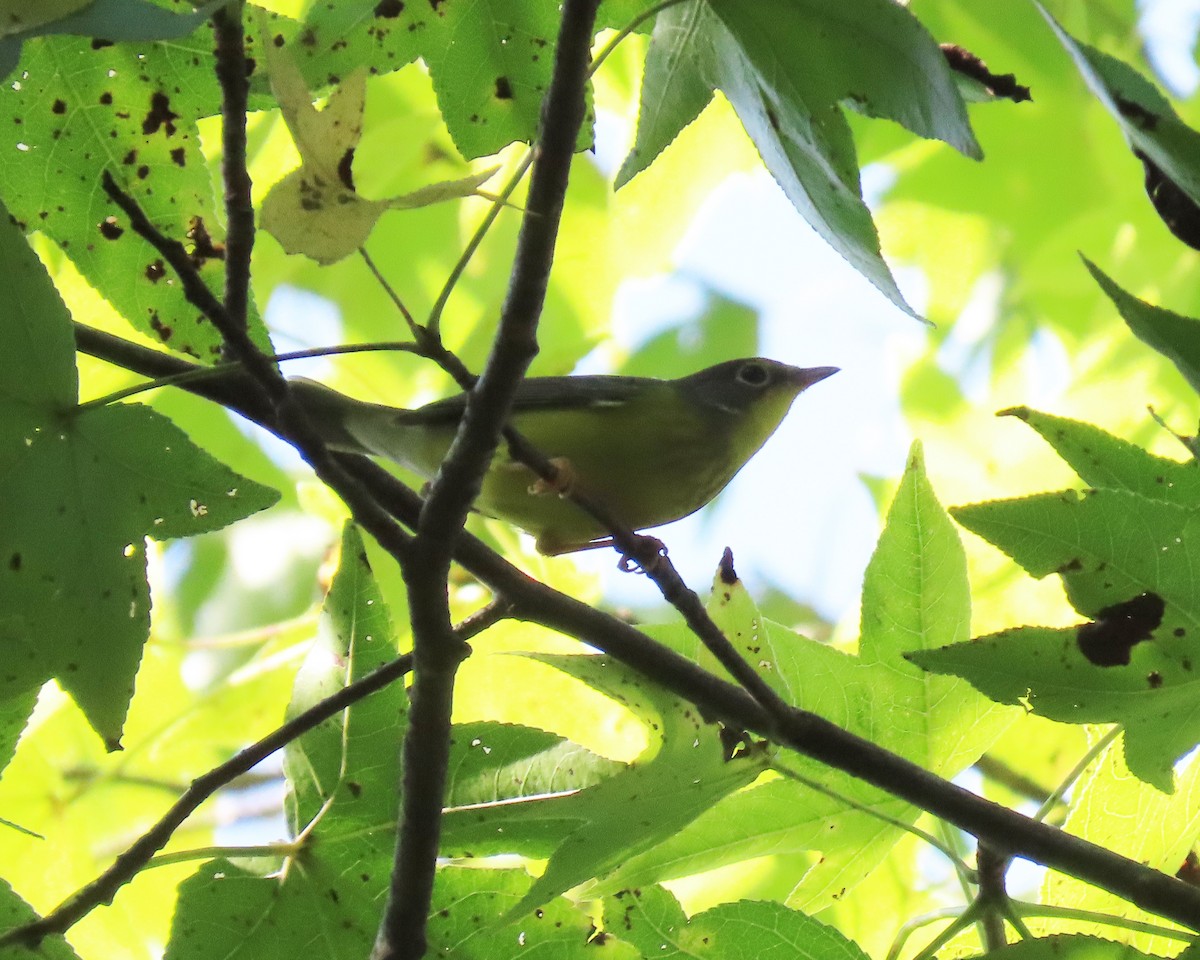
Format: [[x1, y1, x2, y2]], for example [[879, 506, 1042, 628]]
[[291, 358, 837, 555]]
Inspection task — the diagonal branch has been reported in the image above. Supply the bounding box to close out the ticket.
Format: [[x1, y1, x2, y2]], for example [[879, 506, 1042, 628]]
[[0, 653, 415, 949], [70, 321, 1200, 932]]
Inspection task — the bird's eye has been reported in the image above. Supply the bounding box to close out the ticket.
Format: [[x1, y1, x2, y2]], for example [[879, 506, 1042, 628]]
[[736, 361, 770, 386]]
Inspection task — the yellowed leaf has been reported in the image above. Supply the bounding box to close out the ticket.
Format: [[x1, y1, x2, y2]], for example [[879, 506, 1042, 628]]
[[260, 42, 495, 264]]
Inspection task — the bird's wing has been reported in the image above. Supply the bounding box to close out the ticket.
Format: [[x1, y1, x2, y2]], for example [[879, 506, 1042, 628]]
[[406, 374, 659, 425]]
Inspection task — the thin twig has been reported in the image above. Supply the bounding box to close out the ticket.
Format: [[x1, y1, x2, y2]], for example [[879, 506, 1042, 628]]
[[78, 340, 423, 411], [974, 754, 1053, 808], [976, 843, 1012, 950], [1035, 727, 1120, 823], [0, 652, 415, 948], [773, 761, 971, 874], [425, 151, 533, 337], [359, 246, 477, 390], [212, 0, 255, 340]]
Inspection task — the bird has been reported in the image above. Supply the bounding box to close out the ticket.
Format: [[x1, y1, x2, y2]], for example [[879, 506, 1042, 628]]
[[290, 357, 838, 555]]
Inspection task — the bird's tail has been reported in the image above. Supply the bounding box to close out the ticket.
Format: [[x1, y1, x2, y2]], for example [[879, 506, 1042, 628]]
[[286, 377, 381, 455]]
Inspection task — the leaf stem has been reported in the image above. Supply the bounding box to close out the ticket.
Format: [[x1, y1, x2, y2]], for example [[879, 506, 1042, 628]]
[[1034, 726, 1120, 823]]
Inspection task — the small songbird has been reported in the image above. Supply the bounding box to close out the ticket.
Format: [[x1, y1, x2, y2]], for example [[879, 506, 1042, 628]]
[[290, 358, 838, 555]]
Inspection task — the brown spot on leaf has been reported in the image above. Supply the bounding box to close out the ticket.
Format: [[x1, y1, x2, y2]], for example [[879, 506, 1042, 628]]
[[494, 75, 513, 100], [375, 0, 404, 15], [186, 216, 225, 263], [145, 259, 166, 282], [98, 216, 124, 240], [170, 147, 186, 166], [91, 38, 114, 49], [940, 43, 1031, 102], [1115, 95, 1158, 130], [336, 149, 355, 190], [1133, 147, 1200, 251], [1076, 592, 1165, 667], [718, 547, 738, 585], [142, 91, 179, 136], [51, 99, 66, 115], [1148, 671, 1164, 688], [9, 553, 21, 571]]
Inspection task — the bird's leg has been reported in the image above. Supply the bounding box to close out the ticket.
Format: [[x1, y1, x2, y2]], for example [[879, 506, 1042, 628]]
[[617, 535, 668, 574], [527, 456, 578, 497]]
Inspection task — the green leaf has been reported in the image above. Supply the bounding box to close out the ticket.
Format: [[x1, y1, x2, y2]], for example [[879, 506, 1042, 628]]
[[619, 0, 979, 318], [0, 30, 270, 357], [953, 488, 1197, 621], [444, 721, 625, 809], [165, 855, 381, 960], [910, 623, 1200, 794], [284, 523, 406, 834], [264, 0, 581, 161], [1084, 258, 1200, 397], [0, 0, 225, 82], [426, 867, 640, 960], [707, 0, 979, 159], [0, 691, 37, 781], [614, 3, 714, 188], [168, 527, 406, 960], [0, 876, 80, 959], [957, 934, 1157, 960], [1042, 742, 1200, 953], [0, 0, 93, 40], [502, 652, 767, 918], [1040, 4, 1200, 209], [439, 720, 627, 858], [606, 884, 871, 960], [923, 482, 1200, 790], [999, 405, 1200, 501], [0, 208, 279, 745]]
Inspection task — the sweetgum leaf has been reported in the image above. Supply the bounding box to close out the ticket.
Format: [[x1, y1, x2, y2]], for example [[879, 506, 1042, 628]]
[[927, 419, 1200, 790], [0, 877, 80, 958], [170, 526, 405, 960], [0, 205, 279, 746], [284, 523, 406, 835]]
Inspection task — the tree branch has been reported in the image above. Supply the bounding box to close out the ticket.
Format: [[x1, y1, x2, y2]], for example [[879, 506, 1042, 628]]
[[373, 3, 600, 958], [71, 324, 1200, 931]]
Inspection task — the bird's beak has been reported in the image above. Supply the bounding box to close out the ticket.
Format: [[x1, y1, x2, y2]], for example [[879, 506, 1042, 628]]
[[794, 366, 839, 390]]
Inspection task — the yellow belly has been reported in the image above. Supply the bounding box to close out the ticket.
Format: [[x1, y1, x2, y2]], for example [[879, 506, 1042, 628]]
[[471, 403, 736, 553]]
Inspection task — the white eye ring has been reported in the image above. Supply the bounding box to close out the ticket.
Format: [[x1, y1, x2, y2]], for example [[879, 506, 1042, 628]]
[[736, 361, 769, 386]]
